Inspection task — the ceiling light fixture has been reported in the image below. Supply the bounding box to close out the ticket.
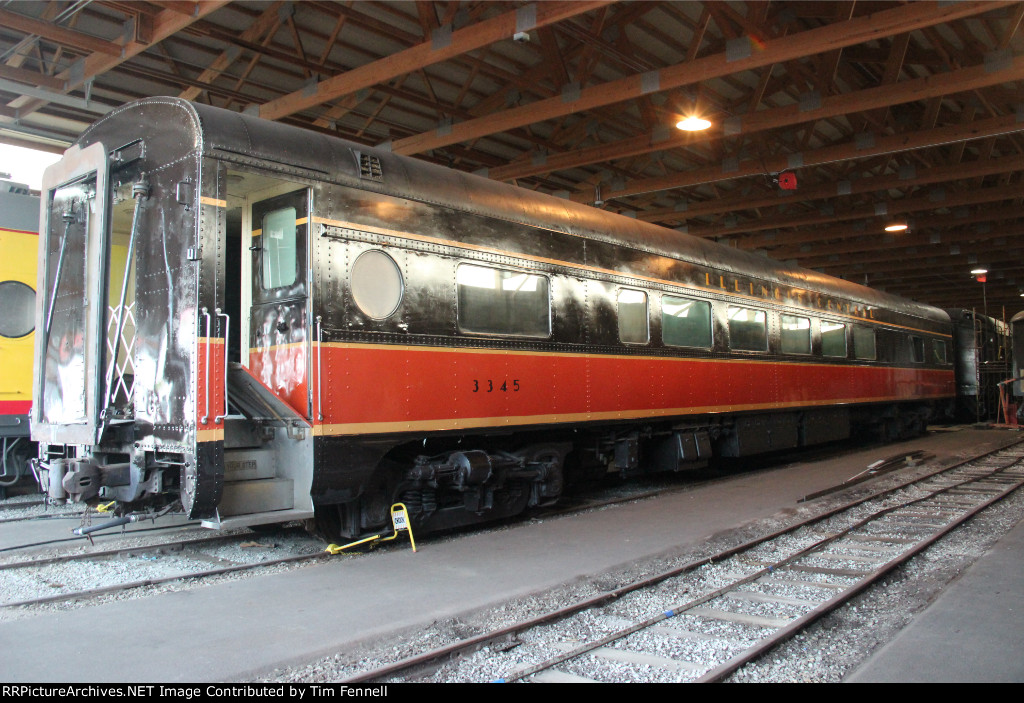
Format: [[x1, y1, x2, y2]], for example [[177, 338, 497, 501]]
[[884, 222, 908, 232], [676, 116, 711, 131], [971, 268, 989, 275]]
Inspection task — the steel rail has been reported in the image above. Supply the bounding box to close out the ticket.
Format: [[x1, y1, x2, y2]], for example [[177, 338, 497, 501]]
[[0, 520, 201, 554], [699, 459, 1024, 681], [499, 450, 1024, 683], [0, 548, 327, 610], [341, 437, 1024, 683], [0, 529, 298, 572]]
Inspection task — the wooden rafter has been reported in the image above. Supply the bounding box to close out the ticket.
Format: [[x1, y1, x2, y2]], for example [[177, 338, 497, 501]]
[[390, 1, 1012, 155], [257, 1, 613, 121], [1, 1, 1021, 312]]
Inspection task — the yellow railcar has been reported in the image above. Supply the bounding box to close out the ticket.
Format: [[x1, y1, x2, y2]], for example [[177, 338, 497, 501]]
[[0, 181, 39, 490]]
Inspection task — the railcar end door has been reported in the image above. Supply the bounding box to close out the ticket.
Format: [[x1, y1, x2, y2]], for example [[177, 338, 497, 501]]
[[248, 188, 311, 418], [32, 142, 109, 446]]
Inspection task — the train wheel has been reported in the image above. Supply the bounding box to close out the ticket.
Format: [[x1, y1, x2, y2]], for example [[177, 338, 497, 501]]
[[310, 504, 358, 542], [515, 442, 571, 506], [358, 463, 404, 533]]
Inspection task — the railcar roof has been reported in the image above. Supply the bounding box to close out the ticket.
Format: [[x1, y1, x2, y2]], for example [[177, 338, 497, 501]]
[[84, 98, 948, 326]]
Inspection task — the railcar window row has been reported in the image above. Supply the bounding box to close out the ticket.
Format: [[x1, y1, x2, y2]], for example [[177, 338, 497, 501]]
[[441, 261, 949, 365]]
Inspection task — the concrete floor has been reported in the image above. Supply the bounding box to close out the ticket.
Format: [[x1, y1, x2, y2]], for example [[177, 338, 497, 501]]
[[0, 427, 1019, 682]]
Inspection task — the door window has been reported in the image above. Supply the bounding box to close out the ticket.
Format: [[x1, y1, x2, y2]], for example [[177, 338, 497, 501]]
[[261, 206, 298, 290]]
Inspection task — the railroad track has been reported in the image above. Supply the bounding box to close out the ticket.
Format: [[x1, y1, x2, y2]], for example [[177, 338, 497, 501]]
[[338, 440, 1024, 683], [2, 436, 1014, 628], [0, 498, 51, 524], [0, 527, 329, 609], [0, 474, 722, 610], [0, 469, 729, 610]]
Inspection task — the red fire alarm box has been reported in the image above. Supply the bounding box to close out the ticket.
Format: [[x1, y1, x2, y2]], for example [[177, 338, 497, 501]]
[[778, 171, 797, 190]]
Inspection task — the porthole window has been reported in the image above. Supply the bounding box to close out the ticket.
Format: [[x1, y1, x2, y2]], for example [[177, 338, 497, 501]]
[[351, 250, 403, 319], [0, 281, 36, 338]]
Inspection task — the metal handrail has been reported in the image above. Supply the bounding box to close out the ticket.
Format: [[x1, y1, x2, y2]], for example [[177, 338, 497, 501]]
[[214, 308, 232, 424], [316, 315, 323, 421], [201, 307, 211, 424]]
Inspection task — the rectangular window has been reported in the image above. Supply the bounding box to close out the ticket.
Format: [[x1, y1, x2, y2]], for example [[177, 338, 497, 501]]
[[911, 336, 925, 363], [728, 306, 767, 351], [933, 339, 948, 364], [457, 264, 550, 337], [821, 321, 847, 358], [662, 295, 711, 348], [853, 326, 877, 360], [261, 206, 298, 289], [780, 314, 811, 354], [618, 289, 649, 344]]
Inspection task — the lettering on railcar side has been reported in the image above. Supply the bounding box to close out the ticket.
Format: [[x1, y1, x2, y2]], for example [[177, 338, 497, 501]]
[[472, 379, 521, 393]]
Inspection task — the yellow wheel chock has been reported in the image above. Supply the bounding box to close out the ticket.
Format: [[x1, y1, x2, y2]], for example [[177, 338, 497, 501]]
[[325, 502, 417, 554]]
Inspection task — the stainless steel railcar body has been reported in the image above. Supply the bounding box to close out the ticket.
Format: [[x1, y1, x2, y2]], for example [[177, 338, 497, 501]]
[[32, 98, 955, 536]]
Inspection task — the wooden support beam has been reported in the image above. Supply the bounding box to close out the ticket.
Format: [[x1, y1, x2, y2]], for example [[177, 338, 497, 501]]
[[391, 1, 1012, 155], [740, 191, 1023, 250], [598, 110, 1024, 219], [257, 1, 613, 121], [7, 1, 231, 120], [0, 8, 123, 57], [820, 253, 1024, 280], [147, 2, 200, 15], [637, 153, 1024, 225], [784, 219, 1024, 267], [684, 182, 1024, 239], [572, 53, 1024, 203], [0, 64, 65, 91], [490, 41, 1024, 184], [179, 1, 284, 102]]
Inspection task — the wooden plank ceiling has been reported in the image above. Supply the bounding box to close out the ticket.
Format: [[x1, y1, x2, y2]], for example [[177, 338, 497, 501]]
[[1, 0, 1022, 316]]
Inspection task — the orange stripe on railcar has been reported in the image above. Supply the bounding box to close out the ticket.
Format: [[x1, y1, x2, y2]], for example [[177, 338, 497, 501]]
[[300, 343, 954, 437]]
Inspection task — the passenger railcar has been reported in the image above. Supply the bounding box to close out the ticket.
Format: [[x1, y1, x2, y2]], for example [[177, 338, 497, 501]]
[[32, 98, 956, 539], [947, 308, 1011, 422], [0, 180, 39, 494], [1009, 311, 1024, 415]]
